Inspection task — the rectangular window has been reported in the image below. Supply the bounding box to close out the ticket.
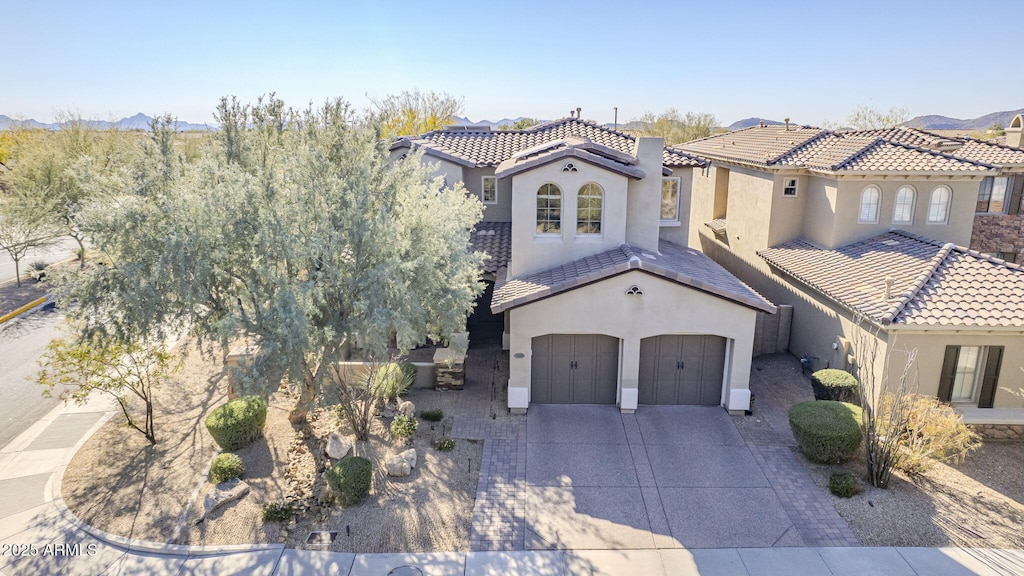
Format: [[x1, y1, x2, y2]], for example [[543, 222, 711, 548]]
[[783, 178, 798, 196], [939, 345, 1003, 408], [977, 176, 1011, 213], [661, 177, 680, 222], [481, 176, 497, 204]]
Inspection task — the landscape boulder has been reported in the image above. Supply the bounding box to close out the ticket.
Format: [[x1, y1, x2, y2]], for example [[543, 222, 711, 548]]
[[325, 432, 352, 460], [386, 458, 411, 477], [398, 400, 416, 417], [199, 478, 250, 522]]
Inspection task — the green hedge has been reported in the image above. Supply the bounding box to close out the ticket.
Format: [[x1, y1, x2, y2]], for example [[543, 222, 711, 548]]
[[326, 456, 372, 506], [205, 395, 268, 451], [829, 472, 862, 498], [810, 369, 859, 402], [210, 453, 245, 484], [789, 400, 863, 464]]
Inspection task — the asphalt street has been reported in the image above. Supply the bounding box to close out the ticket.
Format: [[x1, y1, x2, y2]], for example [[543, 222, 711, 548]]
[[0, 309, 67, 448], [0, 238, 77, 285]]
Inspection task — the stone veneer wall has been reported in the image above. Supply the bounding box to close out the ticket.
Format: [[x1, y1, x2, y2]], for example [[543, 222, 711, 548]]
[[971, 214, 1024, 259], [970, 423, 1024, 441]]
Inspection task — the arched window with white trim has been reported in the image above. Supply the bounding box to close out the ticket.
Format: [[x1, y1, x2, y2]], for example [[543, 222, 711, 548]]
[[893, 185, 916, 224], [576, 183, 603, 235], [536, 183, 562, 234], [859, 185, 881, 224], [928, 186, 952, 224]]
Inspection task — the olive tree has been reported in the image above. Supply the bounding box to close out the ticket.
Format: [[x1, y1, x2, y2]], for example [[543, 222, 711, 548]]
[[61, 95, 483, 427]]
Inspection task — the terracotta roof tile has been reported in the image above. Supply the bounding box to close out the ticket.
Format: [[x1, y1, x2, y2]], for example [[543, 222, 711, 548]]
[[677, 125, 826, 166], [758, 231, 1024, 327], [470, 222, 511, 275], [390, 118, 705, 170], [492, 241, 775, 314]]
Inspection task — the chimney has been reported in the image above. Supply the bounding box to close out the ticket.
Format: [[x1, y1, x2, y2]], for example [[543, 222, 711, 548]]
[[784, 118, 791, 131], [1007, 114, 1023, 148]]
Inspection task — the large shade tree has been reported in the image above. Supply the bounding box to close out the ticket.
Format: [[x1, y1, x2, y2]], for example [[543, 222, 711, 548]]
[[62, 95, 484, 424]]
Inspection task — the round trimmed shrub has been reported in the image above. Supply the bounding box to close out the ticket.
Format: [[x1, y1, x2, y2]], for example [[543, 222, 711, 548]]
[[829, 471, 862, 498], [789, 400, 863, 464], [390, 415, 418, 439], [420, 409, 444, 422], [210, 453, 245, 484], [205, 395, 268, 451], [326, 456, 372, 506], [810, 369, 859, 402]]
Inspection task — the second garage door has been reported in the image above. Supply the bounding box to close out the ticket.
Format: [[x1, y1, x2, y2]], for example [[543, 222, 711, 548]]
[[531, 334, 619, 404], [639, 335, 726, 405]]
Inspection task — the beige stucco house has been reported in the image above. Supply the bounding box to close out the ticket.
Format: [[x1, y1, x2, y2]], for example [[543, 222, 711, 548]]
[[390, 119, 775, 414], [675, 122, 1024, 424]]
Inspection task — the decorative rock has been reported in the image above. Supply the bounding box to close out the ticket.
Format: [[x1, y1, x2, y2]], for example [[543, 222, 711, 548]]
[[325, 432, 352, 460], [386, 457, 412, 477], [398, 448, 417, 469], [398, 400, 416, 417], [198, 478, 250, 522]]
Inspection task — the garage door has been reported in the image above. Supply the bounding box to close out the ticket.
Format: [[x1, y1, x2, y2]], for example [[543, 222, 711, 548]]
[[638, 335, 726, 405], [531, 334, 619, 404]]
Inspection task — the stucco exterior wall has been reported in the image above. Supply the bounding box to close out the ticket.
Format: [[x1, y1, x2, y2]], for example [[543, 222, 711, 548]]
[[827, 178, 980, 248], [462, 167, 512, 222], [509, 160, 629, 277], [720, 166, 775, 259], [388, 148, 465, 188], [506, 270, 757, 413], [658, 168, 694, 247], [687, 166, 718, 248], [767, 173, 808, 247], [624, 138, 664, 252], [891, 331, 1024, 409], [801, 177, 839, 247]]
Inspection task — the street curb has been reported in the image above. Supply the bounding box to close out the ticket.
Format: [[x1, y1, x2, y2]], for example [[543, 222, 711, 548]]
[[47, 401, 286, 558], [0, 296, 48, 325]]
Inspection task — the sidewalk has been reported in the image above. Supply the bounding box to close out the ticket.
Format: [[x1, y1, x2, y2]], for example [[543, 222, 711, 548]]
[[1, 392, 1023, 574]]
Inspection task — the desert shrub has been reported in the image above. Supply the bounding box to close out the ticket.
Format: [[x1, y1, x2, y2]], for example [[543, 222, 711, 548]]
[[420, 409, 444, 422], [811, 369, 859, 402], [28, 261, 48, 281], [880, 394, 981, 475], [390, 414, 418, 439], [261, 501, 296, 522], [435, 437, 456, 451], [829, 472, 862, 498], [789, 401, 863, 464], [205, 395, 268, 451], [372, 362, 417, 401], [326, 456, 372, 505], [210, 453, 245, 484]]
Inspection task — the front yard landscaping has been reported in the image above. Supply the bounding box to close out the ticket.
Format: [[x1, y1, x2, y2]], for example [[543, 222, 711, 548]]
[[61, 339, 482, 552]]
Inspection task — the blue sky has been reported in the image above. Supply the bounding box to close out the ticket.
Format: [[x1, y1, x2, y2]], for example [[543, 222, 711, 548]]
[[4, 0, 1021, 126]]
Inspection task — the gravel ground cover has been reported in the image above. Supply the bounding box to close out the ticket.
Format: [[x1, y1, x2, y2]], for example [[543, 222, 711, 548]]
[[741, 354, 1024, 548]]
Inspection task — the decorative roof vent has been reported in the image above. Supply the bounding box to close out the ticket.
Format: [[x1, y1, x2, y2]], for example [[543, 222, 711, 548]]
[[562, 162, 578, 172], [625, 285, 643, 295]]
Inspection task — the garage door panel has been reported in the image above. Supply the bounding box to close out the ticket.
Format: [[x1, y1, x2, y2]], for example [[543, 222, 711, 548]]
[[640, 335, 726, 406], [531, 334, 618, 405], [550, 356, 574, 403], [595, 350, 619, 404]]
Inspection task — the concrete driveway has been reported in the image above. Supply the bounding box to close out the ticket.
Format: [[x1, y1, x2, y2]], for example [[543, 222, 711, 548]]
[[524, 405, 801, 550]]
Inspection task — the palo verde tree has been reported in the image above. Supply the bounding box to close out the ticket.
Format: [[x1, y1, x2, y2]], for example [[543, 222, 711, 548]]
[[630, 108, 718, 145], [368, 89, 465, 139], [61, 95, 483, 431], [0, 192, 57, 286]]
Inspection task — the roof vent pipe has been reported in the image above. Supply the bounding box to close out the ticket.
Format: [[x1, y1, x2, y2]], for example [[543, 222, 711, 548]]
[[576, 107, 582, 119], [784, 118, 790, 131], [883, 276, 895, 300]]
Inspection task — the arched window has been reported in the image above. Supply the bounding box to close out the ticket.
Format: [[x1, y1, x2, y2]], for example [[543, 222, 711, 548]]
[[859, 185, 880, 224], [928, 186, 952, 224], [576, 183, 603, 235], [893, 185, 916, 224], [536, 183, 562, 234]]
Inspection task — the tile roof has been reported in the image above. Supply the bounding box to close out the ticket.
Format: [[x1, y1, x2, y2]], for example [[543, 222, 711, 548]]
[[389, 118, 706, 170], [491, 240, 775, 314], [677, 125, 827, 166], [677, 125, 997, 174], [945, 139, 1024, 166], [470, 221, 511, 275], [758, 230, 1024, 328], [494, 136, 646, 180]]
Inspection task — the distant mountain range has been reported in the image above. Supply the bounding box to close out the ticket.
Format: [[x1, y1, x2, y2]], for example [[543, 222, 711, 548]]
[[0, 113, 216, 132], [450, 116, 538, 129], [727, 117, 786, 131], [905, 109, 1024, 131]]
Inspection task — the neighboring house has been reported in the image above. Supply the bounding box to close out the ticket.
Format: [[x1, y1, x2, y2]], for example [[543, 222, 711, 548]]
[[390, 118, 776, 414], [675, 120, 1024, 420]]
